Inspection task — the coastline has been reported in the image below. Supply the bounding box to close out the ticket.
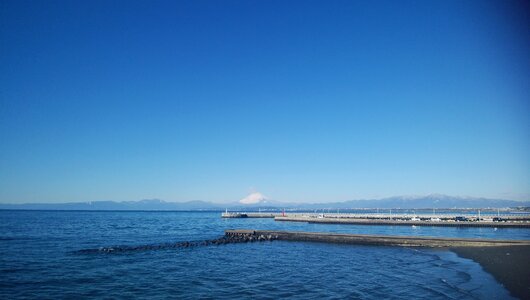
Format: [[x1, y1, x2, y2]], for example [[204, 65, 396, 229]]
[[226, 229, 530, 299], [451, 245, 530, 300]]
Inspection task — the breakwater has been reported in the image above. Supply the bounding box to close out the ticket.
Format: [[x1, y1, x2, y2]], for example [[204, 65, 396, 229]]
[[221, 212, 283, 218], [76, 232, 278, 254], [222, 212, 530, 221], [77, 228, 530, 255], [226, 229, 530, 247], [275, 216, 530, 228]]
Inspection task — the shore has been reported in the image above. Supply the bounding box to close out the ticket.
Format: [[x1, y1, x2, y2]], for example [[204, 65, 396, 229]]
[[452, 245, 530, 300], [226, 230, 530, 299]]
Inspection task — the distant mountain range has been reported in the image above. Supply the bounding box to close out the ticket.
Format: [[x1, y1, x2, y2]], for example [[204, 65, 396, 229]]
[[0, 199, 221, 211], [290, 194, 530, 209], [0, 194, 528, 210]]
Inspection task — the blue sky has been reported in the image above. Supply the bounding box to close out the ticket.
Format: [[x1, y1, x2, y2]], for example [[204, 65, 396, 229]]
[[1, 0, 529, 203]]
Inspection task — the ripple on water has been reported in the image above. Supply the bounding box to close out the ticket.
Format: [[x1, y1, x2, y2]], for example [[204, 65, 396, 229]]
[[0, 211, 522, 299]]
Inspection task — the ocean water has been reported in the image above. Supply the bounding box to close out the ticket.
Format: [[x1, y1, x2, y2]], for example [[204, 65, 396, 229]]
[[1, 211, 527, 299]]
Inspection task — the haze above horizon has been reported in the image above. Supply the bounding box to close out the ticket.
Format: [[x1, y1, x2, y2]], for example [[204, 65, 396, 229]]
[[1, 0, 529, 204]]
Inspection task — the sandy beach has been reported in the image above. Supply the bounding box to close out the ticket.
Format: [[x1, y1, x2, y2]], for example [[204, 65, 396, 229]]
[[452, 245, 530, 300]]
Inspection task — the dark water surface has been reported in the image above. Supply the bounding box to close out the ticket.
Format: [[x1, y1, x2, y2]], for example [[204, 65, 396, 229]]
[[1, 211, 528, 299]]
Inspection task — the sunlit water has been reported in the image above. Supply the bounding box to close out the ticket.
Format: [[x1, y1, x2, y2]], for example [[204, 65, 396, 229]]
[[1, 211, 528, 299]]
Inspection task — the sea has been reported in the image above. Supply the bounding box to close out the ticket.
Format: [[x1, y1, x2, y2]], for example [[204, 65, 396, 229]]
[[1, 210, 528, 299]]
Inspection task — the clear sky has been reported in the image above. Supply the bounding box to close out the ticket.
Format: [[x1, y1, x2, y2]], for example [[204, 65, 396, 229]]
[[1, 0, 529, 204]]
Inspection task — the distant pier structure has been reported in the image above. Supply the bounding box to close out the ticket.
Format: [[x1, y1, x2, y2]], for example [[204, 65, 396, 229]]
[[221, 210, 530, 228], [221, 212, 279, 218], [221, 208, 281, 218]]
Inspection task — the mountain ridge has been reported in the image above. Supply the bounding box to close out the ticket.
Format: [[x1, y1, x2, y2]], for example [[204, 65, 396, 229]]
[[0, 195, 528, 210]]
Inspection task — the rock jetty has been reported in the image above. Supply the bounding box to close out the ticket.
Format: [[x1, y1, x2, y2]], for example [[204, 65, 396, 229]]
[[76, 230, 278, 254]]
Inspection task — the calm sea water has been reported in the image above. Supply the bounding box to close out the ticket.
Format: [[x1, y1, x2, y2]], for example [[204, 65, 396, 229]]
[[1, 211, 528, 299]]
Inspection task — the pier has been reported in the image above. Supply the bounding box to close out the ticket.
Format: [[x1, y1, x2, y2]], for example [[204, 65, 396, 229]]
[[221, 212, 282, 218], [275, 215, 530, 228], [221, 212, 530, 227], [225, 229, 530, 247]]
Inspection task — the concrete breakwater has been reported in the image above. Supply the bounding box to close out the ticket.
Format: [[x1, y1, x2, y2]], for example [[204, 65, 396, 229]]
[[275, 216, 530, 228], [222, 212, 530, 221], [225, 229, 530, 248], [221, 212, 281, 218]]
